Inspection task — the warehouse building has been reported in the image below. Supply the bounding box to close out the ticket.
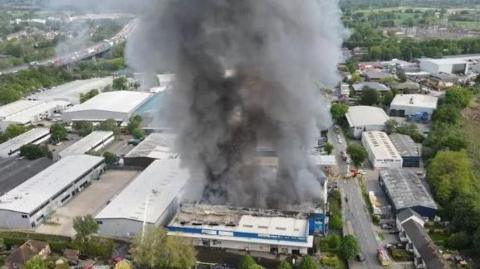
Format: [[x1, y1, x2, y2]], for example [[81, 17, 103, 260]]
[[0, 155, 105, 229], [352, 82, 390, 92], [420, 58, 469, 75], [167, 204, 325, 255], [379, 169, 438, 218], [389, 134, 421, 167], [96, 159, 190, 237], [0, 100, 39, 121], [30, 77, 113, 104], [123, 132, 177, 168], [0, 100, 70, 130], [346, 106, 390, 138], [62, 91, 153, 123], [390, 94, 438, 119], [58, 131, 114, 159], [0, 128, 50, 158], [362, 131, 403, 169]]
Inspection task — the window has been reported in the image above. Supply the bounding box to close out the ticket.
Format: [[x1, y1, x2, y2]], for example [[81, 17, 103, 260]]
[[22, 214, 28, 219]]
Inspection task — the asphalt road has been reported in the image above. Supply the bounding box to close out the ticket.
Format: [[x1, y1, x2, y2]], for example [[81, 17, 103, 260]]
[[327, 127, 383, 269], [0, 157, 53, 195]]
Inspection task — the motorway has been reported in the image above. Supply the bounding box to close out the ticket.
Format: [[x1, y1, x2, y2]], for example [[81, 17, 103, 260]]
[[327, 127, 383, 269], [0, 19, 137, 75]]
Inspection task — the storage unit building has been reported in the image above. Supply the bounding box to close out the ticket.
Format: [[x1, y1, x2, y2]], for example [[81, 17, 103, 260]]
[[390, 94, 438, 119], [0, 155, 105, 229], [123, 133, 177, 168], [346, 106, 390, 138], [167, 204, 317, 255], [95, 159, 190, 237], [58, 131, 114, 159], [0, 101, 70, 130], [0, 128, 50, 158], [362, 131, 403, 169], [420, 58, 469, 75], [389, 134, 421, 167], [62, 91, 152, 123], [379, 169, 438, 218]]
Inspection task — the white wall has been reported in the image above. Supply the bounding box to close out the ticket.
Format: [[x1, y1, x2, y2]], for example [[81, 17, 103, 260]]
[[352, 125, 385, 139]]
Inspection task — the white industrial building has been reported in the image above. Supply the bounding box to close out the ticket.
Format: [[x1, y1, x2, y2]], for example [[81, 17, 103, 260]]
[[0, 100, 70, 130], [62, 91, 153, 123], [30, 77, 113, 104], [0, 128, 50, 158], [95, 159, 191, 237], [0, 155, 105, 229], [420, 58, 470, 75], [167, 204, 315, 255], [390, 94, 438, 119], [346, 106, 390, 138], [362, 131, 403, 169], [123, 132, 177, 167], [58, 131, 114, 159]]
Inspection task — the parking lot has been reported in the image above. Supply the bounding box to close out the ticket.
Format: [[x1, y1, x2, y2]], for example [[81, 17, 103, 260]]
[[36, 169, 140, 236], [0, 157, 53, 195]]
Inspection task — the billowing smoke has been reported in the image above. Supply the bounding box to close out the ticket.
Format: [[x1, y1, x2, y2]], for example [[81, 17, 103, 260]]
[[126, 0, 345, 209]]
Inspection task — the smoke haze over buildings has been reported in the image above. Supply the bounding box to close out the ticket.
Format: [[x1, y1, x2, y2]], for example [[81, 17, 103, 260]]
[[50, 0, 346, 209]]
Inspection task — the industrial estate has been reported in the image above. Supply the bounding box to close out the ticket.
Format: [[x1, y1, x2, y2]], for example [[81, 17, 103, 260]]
[[0, 1, 479, 269]]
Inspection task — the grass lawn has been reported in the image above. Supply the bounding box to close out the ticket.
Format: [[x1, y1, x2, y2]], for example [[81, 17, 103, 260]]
[[462, 99, 480, 178], [388, 248, 413, 262], [319, 252, 348, 269], [429, 230, 450, 248]]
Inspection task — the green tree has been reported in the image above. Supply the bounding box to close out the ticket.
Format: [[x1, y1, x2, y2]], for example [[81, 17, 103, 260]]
[[73, 121, 94, 137], [80, 89, 99, 103], [20, 144, 49, 160], [239, 256, 260, 269], [447, 232, 471, 250], [381, 90, 394, 106], [103, 151, 119, 166], [277, 260, 293, 269], [326, 234, 341, 250], [347, 144, 368, 166], [427, 151, 474, 205], [432, 104, 461, 125], [385, 119, 399, 134], [397, 70, 407, 82], [50, 123, 67, 143], [131, 128, 145, 140], [127, 115, 143, 133], [329, 213, 343, 230], [24, 256, 48, 269], [4, 124, 27, 138], [112, 77, 129, 91], [297, 256, 317, 269], [73, 215, 98, 244], [340, 235, 360, 261], [131, 227, 196, 269], [444, 86, 473, 109], [324, 143, 334, 155], [360, 88, 379, 106], [330, 103, 349, 122], [97, 118, 119, 135]]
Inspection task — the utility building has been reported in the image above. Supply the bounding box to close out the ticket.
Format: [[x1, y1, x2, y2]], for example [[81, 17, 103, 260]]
[[379, 169, 438, 218], [123, 133, 177, 168], [362, 131, 403, 169], [346, 106, 390, 138], [420, 58, 469, 75], [0, 128, 50, 158], [58, 131, 114, 159], [0, 100, 70, 130], [167, 204, 326, 255], [95, 159, 190, 237], [389, 134, 421, 167], [0, 155, 105, 229], [62, 91, 152, 123], [390, 94, 438, 119]]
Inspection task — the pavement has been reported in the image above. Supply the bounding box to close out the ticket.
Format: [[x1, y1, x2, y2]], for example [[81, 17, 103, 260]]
[[0, 157, 53, 195], [36, 169, 140, 236]]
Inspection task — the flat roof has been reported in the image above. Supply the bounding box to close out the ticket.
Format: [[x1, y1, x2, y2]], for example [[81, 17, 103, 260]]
[[390, 94, 438, 109], [420, 58, 469, 65], [59, 131, 113, 157], [380, 169, 437, 211], [0, 100, 40, 120], [352, 82, 390, 92], [31, 77, 113, 104], [3, 101, 70, 124], [95, 159, 190, 223], [346, 106, 389, 127], [362, 131, 402, 161], [64, 91, 152, 114], [124, 133, 177, 160], [0, 128, 50, 157], [0, 155, 104, 214], [168, 204, 311, 244], [389, 134, 420, 157]]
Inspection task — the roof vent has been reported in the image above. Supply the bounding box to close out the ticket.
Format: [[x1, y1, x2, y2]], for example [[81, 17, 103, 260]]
[[409, 97, 414, 104]]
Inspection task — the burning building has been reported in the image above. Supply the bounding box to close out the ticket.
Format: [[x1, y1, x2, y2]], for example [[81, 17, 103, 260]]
[[125, 0, 345, 209]]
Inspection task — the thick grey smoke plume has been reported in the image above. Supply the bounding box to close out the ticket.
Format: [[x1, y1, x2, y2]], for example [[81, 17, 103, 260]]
[[126, 0, 345, 209]]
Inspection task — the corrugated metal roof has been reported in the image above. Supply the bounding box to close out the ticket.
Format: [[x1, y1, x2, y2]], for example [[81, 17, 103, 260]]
[[65, 91, 152, 114], [0, 128, 50, 158], [346, 106, 389, 127], [59, 131, 113, 158]]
